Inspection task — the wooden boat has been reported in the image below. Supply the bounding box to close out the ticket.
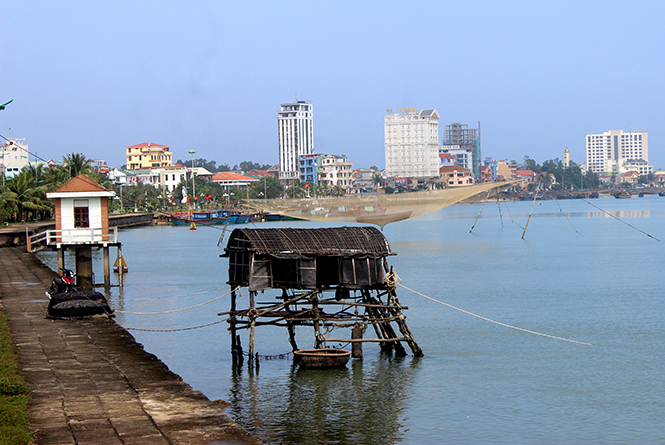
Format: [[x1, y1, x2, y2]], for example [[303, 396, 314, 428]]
[[293, 348, 351, 369], [659, 191, 665, 197], [614, 191, 632, 199], [171, 210, 249, 226]]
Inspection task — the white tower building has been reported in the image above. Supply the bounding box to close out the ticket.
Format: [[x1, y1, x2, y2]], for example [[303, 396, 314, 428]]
[[585, 129, 652, 175], [384, 108, 440, 178], [278, 97, 314, 184]]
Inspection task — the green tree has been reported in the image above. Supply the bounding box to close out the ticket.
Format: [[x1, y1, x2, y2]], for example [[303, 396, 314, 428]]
[[0, 187, 18, 222], [3, 170, 49, 221], [62, 153, 93, 179], [371, 171, 385, 190], [248, 175, 284, 199], [520, 156, 540, 173], [43, 164, 70, 191], [285, 179, 307, 199]]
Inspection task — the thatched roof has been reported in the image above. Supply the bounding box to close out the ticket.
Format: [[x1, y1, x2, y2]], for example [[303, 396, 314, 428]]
[[224, 227, 392, 259]]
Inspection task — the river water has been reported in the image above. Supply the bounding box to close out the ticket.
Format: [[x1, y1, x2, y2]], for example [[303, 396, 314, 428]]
[[38, 196, 665, 444]]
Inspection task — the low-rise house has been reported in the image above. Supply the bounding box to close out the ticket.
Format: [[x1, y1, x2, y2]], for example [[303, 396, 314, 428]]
[[158, 165, 188, 193], [91, 160, 110, 174], [318, 155, 354, 189], [515, 169, 538, 189], [654, 170, 665, 186], [478, 165, 493, 182], [622, 171, 639, 185], [439, 165, 474, 187], [212, 172, 259, 189], [496, 160, 516, 181]]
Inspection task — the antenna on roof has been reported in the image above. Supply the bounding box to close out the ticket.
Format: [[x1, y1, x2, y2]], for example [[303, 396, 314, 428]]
[[295, 93, 298, 102]]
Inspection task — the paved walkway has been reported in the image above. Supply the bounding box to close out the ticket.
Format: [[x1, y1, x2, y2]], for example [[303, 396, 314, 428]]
[[0, 247, 260, 445]]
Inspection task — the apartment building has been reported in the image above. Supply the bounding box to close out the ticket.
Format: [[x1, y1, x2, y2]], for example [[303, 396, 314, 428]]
[[384, 108, 440, 178], [585, 129, 652, 175], [125, 142, 172, 170], [317, 155, 354, 188], [278, 98, 313, 184]]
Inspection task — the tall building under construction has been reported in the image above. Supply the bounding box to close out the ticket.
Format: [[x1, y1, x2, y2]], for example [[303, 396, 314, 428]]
[[440, 122, 481, 178]]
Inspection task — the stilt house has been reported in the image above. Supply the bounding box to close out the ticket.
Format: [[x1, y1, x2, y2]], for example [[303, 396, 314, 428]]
[[222, 226, 423, 364]]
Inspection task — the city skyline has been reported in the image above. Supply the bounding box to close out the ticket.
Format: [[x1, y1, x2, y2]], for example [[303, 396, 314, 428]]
[[2, 1, 664, 170]]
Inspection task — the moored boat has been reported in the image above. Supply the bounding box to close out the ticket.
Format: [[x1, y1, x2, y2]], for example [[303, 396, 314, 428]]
[[614, 191, 632, 199], [170, 210, 250, 226]]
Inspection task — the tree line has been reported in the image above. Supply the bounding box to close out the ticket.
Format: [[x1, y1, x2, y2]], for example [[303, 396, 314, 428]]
[[172, 159, 273, 173], [0, 153, 110, 223], [518, 156, 601, 191]]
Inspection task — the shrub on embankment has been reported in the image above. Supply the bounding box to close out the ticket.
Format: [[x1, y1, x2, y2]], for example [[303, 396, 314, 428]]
[[0, 306, 32, 444]]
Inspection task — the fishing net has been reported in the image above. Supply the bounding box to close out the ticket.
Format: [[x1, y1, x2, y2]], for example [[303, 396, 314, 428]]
[[244, 181, 511, 228]]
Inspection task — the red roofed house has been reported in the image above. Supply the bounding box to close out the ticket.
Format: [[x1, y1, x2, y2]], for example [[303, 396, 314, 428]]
[[622, 171, 639, 185], [439, 165, 474, 187], [212, 172, 260, 189], [479, 165, 493, 183], [44, 174, 120, 289], [515, 169, 538, 189], [125, 142, 172, 170], [439, 153, 458, 167]]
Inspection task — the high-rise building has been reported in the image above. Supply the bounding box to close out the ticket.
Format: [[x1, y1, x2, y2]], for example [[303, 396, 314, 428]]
[[440, 122, 481, 178], [384, 108, 440, 178], [585, 129, 652, 175], [278, 97, 313, 184]]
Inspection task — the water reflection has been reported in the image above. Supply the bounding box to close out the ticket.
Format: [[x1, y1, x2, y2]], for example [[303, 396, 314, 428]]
[[228, 353, 421, 444]]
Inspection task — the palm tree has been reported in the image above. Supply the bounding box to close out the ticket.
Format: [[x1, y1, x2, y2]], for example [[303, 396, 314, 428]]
[[62, 153, 93, 179], [3, 170, 49, 222], [0, 188, 18, 222], [43, 164, 70, 191], [371, 171, 385, 190]]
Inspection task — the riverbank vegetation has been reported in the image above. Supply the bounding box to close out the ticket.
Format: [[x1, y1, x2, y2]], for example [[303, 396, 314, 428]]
[[0, 307, 32, 444]]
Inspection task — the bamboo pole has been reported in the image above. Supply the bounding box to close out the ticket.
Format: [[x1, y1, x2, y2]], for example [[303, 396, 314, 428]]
[[248, 291, 256, 366]]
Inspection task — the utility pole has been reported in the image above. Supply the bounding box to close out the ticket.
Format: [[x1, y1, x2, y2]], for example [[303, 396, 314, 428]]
[[188, 150, 197, 208]]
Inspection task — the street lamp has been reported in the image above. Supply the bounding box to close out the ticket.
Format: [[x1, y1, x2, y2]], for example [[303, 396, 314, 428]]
[[188, 150, 197, 208]]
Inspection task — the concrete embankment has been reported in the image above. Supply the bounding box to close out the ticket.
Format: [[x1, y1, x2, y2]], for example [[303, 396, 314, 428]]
[[0, 247, 261, 444]]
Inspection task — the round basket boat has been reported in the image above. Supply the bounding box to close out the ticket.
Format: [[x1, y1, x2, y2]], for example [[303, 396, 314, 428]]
[[293, 348, 351, 369]]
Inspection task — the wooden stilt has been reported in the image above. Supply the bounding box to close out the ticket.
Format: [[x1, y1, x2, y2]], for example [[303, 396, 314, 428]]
[[57, 248, 65, 276], [386, 287, 423, 357], [351, 323, 363, 358], [103, 246, 110, 288], [312, 294, 323, 349], [248, 291, 256, 367], [230, 288, 238, 366], [282, 289, 299, 351]]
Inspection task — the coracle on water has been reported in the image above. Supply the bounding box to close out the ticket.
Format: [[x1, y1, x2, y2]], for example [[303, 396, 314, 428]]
[[293, 348, 351, 369]]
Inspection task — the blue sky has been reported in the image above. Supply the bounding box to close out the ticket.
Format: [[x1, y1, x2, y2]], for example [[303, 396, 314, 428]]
[[2, 0, 664, 170]]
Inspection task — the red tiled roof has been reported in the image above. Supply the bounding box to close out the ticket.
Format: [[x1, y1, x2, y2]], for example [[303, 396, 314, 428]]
[[515, 170, 536, 177], [55, 174, 107, 192], [126, 142, 169, 149], [439, 165, 470, 173], [212, 172, 259, 181]]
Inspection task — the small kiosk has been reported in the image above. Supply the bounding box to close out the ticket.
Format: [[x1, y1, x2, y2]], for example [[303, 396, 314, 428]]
[[43, 174, 120, 290]]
